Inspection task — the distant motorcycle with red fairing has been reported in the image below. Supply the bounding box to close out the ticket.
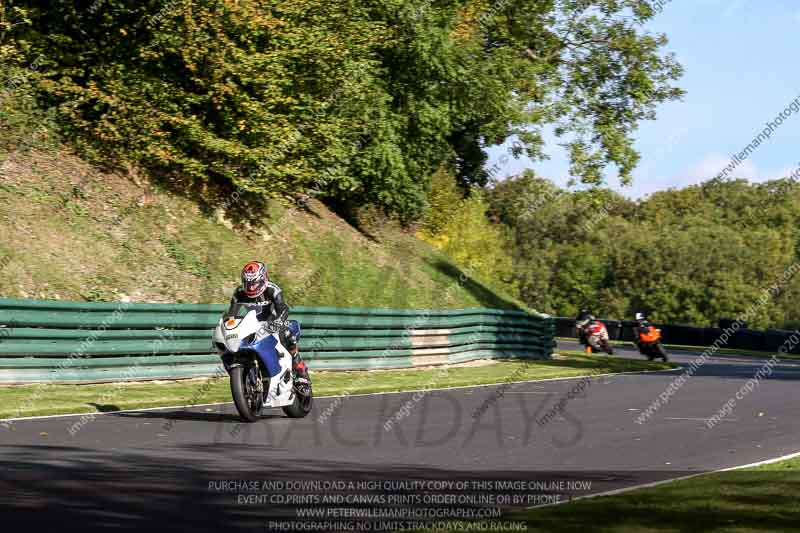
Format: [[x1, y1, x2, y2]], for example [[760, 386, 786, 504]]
[[575, 311, 614, 355]]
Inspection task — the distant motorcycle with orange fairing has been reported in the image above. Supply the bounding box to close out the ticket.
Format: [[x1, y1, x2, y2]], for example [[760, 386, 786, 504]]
[[634, 312, 668, 361]]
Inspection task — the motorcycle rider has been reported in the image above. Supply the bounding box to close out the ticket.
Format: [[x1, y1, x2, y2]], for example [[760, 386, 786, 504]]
[[574, 308, 615, 354], [632, 311, 667, 360], [574, 308, 595, 348], [633, 312, 652, 349], [229, 261, 311, 393]]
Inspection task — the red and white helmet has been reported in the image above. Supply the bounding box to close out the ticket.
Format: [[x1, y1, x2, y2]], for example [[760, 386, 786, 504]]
[[241, 261, 268, 298]]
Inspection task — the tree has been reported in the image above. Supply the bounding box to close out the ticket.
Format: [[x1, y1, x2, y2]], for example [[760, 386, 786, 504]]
[[446, 0, 685, 188], [420, 185, 516, 294], [419, 166, 466, 237], [6, 0, 683, 220], [487, 174, 800, 329]]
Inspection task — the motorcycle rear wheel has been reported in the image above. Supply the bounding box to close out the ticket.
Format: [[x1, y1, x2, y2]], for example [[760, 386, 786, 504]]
[[656, 343, 669, 362], [231, 365, 263, 423]]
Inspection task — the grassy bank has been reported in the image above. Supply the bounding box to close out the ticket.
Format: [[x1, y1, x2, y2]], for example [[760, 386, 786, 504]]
[[0, 354, 673, 420], [0, 144, 519, 310], [519, 456, 800, 532]]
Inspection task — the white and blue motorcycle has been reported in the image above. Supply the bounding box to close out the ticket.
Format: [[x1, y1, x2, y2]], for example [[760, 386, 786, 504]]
[[213, 303, 312, 422]]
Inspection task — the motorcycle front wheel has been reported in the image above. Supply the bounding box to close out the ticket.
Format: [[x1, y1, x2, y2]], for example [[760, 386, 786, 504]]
[[230, 365, 264, 422], [282, 386, 313, 418]]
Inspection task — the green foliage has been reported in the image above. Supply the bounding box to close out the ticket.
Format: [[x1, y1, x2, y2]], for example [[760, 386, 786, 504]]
[[0, 90, 60, 157], [0, 3, 30, 65], [3, 0, 682, 221], [488, 174, 800, 329], [0, 3, 59, 157], [420, 166, 466, 237], [420, 177, 516, 296]]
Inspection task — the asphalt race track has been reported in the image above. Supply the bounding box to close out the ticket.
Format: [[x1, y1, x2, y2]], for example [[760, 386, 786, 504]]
[[2, 343, 800, 531]]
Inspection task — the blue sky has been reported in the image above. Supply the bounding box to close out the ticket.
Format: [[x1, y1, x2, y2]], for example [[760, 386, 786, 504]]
[[485, 0, 800, 198]]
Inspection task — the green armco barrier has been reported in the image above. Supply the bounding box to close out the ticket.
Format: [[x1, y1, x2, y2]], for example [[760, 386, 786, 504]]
[[0, 298, 555, 383]]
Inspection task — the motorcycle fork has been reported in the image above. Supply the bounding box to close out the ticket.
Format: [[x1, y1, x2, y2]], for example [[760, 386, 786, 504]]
[[252, 356, 265, 395]]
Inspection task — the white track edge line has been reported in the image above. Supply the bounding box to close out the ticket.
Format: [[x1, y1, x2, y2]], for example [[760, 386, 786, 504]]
[[0, 365, 678, 424], [525, 449, 800, 510]]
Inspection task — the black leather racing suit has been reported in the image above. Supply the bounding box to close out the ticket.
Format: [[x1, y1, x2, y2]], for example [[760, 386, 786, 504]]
[[228, 281, 297, 350]]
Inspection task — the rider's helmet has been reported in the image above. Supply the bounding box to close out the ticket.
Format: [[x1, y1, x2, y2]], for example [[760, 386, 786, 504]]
[[576, 308, 594, 328], [635, 312, 646, 322], [241, 261, 268, 298]]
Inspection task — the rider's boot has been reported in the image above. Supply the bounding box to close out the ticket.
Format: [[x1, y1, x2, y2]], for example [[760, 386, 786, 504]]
[[290, 345, 311, 395]]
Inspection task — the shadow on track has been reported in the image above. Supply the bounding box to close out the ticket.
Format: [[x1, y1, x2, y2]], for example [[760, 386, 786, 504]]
[[87, 402, 121, 413], [109, 410, 282, 423], [0, 444, 716, 533]]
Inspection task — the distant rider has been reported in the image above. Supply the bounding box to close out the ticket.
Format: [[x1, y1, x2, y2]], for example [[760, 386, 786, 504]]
[[229, 261, 310, 393], [574, 308, 595, 348], [633, 311, 652, 348]]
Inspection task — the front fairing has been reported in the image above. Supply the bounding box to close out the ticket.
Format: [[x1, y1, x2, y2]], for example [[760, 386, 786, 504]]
[[240, 332, 284, 378], [214, 304, 290, 379]]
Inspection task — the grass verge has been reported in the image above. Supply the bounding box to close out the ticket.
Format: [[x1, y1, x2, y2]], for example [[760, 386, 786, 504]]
[[517, 456, 800, 532], [0, 354, 674, 420]]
